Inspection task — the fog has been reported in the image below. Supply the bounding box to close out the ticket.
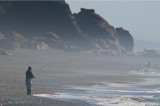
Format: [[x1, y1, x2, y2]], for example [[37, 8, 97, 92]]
[[1, 1, 160, 105], [1, 48, 160, 105]]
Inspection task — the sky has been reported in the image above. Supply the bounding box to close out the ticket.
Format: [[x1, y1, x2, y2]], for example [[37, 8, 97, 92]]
[[66, 0, 160, 43]]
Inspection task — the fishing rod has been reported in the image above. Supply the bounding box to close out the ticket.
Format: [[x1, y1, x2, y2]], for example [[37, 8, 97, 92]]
[[0, 62, 54, 92], [34, 62, 54, 77]]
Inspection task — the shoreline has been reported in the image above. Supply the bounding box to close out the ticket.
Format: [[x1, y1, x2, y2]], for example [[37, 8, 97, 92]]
[[0, 94, 92, 106], [1, 49, 159, 105]]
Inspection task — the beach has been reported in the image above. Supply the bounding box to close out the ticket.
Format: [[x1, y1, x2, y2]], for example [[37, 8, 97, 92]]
[[0, 49, 160, 105]]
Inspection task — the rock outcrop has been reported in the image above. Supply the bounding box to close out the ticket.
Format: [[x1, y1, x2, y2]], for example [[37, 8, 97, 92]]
[[0, 1, 134, 55], [0, 48, 12, 55], [73, 8, 126, 55], [139, 49, 160, 57], [116, 27, 134, 52]]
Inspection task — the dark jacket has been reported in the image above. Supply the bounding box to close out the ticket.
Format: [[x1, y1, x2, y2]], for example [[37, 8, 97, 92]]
[[26, 70, 34, 79]]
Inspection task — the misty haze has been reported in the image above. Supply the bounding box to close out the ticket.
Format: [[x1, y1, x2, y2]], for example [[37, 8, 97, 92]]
[[0, 1, 160, 106]]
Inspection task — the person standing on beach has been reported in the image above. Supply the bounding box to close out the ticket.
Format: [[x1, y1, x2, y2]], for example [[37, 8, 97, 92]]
[[25, 66, 35, 95]]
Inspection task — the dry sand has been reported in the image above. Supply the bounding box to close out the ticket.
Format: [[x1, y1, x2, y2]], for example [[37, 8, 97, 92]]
[[0, 49, 159, 105]]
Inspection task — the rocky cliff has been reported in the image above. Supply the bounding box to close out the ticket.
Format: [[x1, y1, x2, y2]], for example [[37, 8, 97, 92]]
[[116, 27, 134, 52], [73, 8, 127, 55], [0, 1, 134, 55]]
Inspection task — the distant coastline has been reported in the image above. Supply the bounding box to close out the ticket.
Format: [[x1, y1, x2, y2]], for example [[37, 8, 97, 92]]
[[134, 39, 160, 52]]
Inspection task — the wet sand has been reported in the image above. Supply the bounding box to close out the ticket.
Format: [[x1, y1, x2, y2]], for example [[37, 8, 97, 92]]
[[0, 49, 159, 105]]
